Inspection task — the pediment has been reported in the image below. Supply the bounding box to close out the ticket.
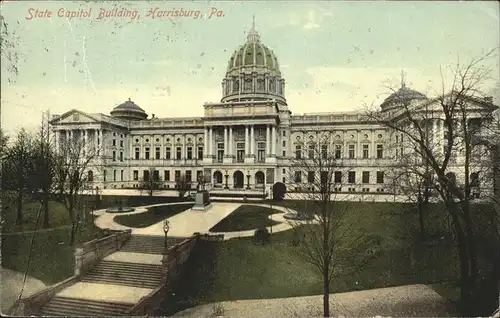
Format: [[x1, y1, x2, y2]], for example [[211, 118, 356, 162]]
[[50, 109, 100, 125]]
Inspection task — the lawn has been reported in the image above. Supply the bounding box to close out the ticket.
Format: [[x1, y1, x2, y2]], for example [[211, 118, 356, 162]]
[[209, 205, 281, 232], [157, 200, 471, 316], [1, 221, 107, 284], [114, 203, 194, 228]]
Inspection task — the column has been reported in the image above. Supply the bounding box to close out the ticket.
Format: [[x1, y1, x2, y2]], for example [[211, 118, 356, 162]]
[[229, 126, 233, 156], [224, 126, 228, 155], [245, 125, 249, 155], [356, 130, 360, 159], [266, 125, 270, 155], [83, 129, 88, 155], [182, 134, 186, 160], [250, 125, 255, 156], [271, 125, 276, 155], [204, 128, 208, 157], [209, 127, 213, 157]]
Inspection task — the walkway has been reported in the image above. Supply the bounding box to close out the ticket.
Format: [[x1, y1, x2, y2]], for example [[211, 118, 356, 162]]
[[1, 268, 46, 313], [173, 284, 455, 317], [94, 202, 303, 240]]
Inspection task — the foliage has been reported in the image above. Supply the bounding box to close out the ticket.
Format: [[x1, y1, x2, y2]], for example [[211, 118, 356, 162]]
[[175, 173, 192, 198], [272, 182, 286, 200], [253, 227, 271, 245], [139, 167, 163, 196]]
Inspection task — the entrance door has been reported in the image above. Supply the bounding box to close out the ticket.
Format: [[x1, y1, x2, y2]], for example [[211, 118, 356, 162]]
[[233, 171, 244, 189]]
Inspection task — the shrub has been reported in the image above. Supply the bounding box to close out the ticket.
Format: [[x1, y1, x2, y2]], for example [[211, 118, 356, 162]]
[[253, 227, 270, 245], [272, 182, 286, 200]]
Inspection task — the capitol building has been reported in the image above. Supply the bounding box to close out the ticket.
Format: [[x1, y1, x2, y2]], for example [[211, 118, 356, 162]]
[[49, 23, 498, 196]]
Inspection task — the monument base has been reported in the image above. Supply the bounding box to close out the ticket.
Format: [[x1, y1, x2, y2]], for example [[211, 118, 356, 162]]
[[191, 190, 212, 212], [191, 203, 213, 211]]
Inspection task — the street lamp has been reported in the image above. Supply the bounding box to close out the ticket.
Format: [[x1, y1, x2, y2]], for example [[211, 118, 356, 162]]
[[246, 170, 251, 189], [224, 170, 229, 189], [163, 219, 170, 251]]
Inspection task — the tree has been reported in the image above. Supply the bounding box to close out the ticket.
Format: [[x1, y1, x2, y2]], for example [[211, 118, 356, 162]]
[[2, 129, 35, 229], [366, 50, 498, 314], [175, 173, 191, 198], [54, 133, 98, 245], [287, 131, 375, 317], [30, 117, 57, 228], [139, 168, 162, 196], [272, 182, 286, 200]]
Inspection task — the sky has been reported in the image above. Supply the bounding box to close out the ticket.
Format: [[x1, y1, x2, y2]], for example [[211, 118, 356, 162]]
[[1, 0, 499, 134]]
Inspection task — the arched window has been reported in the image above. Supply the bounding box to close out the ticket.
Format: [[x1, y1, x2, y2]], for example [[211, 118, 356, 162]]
[[213, 171, 223, 184], [233, 79, 239, 93]]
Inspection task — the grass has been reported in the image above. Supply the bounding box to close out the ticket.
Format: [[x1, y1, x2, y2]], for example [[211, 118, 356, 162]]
[[156, 200, 478, 316], [114, 203, 194, 228], [1, 221, 107, 285], [209, 205, 281, 232]]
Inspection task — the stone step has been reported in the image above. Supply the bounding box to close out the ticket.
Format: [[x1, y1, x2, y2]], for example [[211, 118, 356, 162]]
[[80, 276, 161, 289], [41, 297, 132, 316], [96, 260, 163, 271]]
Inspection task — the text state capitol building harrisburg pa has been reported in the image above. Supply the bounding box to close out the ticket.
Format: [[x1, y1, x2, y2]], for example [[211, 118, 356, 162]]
[[50, 23, 498, 196]]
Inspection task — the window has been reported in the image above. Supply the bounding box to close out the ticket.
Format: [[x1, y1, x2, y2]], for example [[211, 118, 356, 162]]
[[187, 147, 193, 160], [295, 145, 302, 159], [103, 170, 107, 182], [176, 147, 182, 160], [294, 171, 302, 183], [198, 147, 203, 160], [376, 171, 384, 184], [237, 143, 245, 163], [87, 171, 94, 182], [112, 151, 116, 161], [120, 140, 123, 148], [175, 170, 181, 182], [217, 143, 224, 163], [186, 171, 192, 182], [335, 145, 342, 159], [197, 170, 203, 182], [155, 147, 160, 160], [362, 144, 369, 159], [153, 170, 160, 182], [143, 170, 150, 181], [308, 144, 315, 159], [282, 150, 286, 157], [321, 145, 327, 159], [145, 147, 150, 160], [283, 131, 286, 137], [334, 171, 342, 183], [282, 140, 286, 147], [362, 171, 370, 184], [307, 171, 315, 183], [320, 171, 328, 187], [164, 170, 170, 181], [112, 139, 116, 146], [120, 151, 123, 162], [376, 145, 383, 159], [133, 170, 138, 181], [166, 147, 171, 159], [113, 132, 116, 137], [257, 142, 266, 162], [348, 171, 356, 184], [120, 170, 124, 181], [348, 145, 355, 159]]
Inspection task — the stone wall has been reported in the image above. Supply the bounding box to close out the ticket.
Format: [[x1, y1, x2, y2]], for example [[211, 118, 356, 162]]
[[9, 229, 132, 316], [128, 233, 224, 315], [74, 229, 132, 276]]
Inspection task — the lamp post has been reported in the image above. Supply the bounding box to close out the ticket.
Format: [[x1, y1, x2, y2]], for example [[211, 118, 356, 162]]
[[246, 170, 251, 189], [224, 170, 229, 189], [163, 219, 170, 252]]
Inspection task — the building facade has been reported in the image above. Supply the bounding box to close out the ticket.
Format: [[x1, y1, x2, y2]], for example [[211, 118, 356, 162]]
[[50, 23, 498, 195]]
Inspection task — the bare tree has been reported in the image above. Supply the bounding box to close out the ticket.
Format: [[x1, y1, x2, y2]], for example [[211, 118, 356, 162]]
[[2, 129, 35, 229], [30, 116, 57, 228], [366, 50, 498, 314], [175, 172, 191, 198], [54, 132, 98, 245], [287, 131, 375, 317], [139, 167, 162, 196]]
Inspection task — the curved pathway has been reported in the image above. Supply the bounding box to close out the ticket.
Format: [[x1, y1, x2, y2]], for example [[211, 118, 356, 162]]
[[1, 268, 47, 314], [94, 202, 308, 240]]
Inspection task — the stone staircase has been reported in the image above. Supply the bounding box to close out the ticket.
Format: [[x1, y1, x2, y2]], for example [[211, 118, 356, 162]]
[[40, 297, 132, 316], [80, 260, 163, 288], [119, 234, 182, 254]]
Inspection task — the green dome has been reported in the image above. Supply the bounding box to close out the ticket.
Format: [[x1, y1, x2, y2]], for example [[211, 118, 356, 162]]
[[226, 25, 280, 74]]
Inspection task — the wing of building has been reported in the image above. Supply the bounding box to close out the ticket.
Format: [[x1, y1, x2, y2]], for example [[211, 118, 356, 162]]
[[49, 22, 499, 197]]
